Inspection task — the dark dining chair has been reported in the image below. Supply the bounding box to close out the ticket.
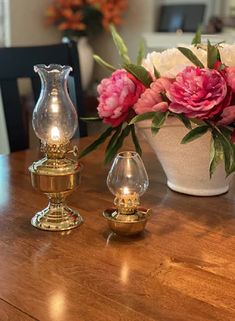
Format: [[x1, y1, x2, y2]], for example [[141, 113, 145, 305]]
[[0, 40, 87, 152]]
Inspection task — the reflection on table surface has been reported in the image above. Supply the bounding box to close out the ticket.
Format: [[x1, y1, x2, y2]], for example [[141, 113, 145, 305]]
[[0, 136, 235, 321]]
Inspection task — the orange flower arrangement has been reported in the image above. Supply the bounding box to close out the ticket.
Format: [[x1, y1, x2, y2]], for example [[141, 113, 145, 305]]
[[45, 0, 128, 37]]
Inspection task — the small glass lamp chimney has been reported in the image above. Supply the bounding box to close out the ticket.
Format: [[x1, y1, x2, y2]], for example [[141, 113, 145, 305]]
[[29, 64, 83, 231], [107, 151, 149, 215], [103, 151, 151, 236]]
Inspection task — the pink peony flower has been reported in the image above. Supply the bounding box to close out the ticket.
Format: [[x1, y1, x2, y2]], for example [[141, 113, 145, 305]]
[[217, 105, 235, 125], [97, 69, 145, 127], [226, 67, 235, 92], [133, 78, 172, 114], [168, 66, 229, 119]]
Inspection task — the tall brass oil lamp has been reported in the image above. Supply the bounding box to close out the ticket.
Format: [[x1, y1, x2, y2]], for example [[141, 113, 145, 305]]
[[29, 64, 83, 231]]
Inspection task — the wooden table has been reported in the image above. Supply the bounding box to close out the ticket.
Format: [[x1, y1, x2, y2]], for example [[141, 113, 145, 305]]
[[0, 136, 235, 321]]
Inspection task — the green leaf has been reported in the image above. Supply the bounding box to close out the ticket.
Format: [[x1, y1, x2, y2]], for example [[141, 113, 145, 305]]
[[130, 125, 142, 156], [209, 131, 224, 178], [152, 112, 167, 127], [214, 127, 234, 175], [173, 113, 192, 130], [105, 125, 122, 154], [178, 47, 204, 68], [219, 135, 233, 174], [153, 66, 160, 79], [110, 24, 131, 64], [137, 39, 146, 65], [191, 26, 202, 45], [190, 118, 206, 126], [151, 126, 160, 135], [219, 126, 233, 138], [80, 116, 101, 122], [216, 47, 222, 62], [218, 63, 226, 71], [151, 112, 168, 135], [93, 54, 116, 72], [129, 112, 156, 125], [78, 126, 113, 159], [207, 41, 219, 69], [181, 125, 209, 144], [104, 125, 131, 164], [228, 143, 235, 174], [124, 63, 152, 87]]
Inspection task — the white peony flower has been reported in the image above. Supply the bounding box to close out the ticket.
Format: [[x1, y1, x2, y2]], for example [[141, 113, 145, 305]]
[[142, 46, 207, 78]]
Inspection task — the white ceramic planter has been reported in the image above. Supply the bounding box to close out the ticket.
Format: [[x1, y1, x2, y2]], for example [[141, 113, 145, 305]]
[[137, 118, 233, 196], [63, 36, 94, 91], [77, 37, 94, 91]]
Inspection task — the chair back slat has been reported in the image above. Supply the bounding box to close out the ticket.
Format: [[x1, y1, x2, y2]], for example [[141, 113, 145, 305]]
[[1, 79, 28, 151], [31, 77, 41, 103]]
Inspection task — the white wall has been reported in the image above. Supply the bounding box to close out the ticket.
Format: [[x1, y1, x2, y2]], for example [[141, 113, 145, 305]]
[[5, 0, 157, 81], [225, 0, 235, 15], [91, 0, 157, 80], [4, 0, 231, 81], [6, 0, 60, 46]]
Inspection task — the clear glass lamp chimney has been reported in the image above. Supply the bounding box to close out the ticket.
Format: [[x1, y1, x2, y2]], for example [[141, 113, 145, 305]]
[[32, 64, 78, 146], [107, 151, 149, 198]]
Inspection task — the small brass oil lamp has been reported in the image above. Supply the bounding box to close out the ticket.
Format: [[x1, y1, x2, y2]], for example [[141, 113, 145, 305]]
[[29, 64, 83, 231], [103, 151, 151, 236]]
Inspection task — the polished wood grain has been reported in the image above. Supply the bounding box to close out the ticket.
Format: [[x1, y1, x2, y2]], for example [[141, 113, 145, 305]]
[[0, 136, 235, 321], [0, 299, 37, 321]]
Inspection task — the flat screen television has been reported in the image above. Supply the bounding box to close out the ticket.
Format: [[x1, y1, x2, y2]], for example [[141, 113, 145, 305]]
[[157, 4, 206, 32]]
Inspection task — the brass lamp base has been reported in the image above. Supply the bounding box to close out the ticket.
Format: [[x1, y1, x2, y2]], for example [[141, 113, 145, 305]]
[[31, 203, 83, 231], [29, 154, 83, 231], [103, 207, 151, 236]]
